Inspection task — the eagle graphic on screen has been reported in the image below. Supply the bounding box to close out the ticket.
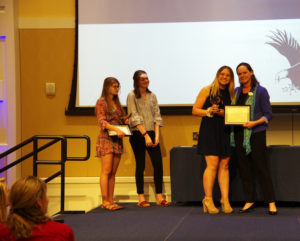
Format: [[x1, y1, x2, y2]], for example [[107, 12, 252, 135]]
[[266, 29, 300, 92]]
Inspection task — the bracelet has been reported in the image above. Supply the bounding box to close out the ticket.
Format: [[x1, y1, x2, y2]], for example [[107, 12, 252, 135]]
[[142, 132, 147, 136], [206, 107, 213, 118]]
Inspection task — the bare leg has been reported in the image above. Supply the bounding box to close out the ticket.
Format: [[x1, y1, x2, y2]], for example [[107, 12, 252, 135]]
[[203, 155, 219, 198], [218, 157, 230, 200], [202, 155, 220, 213], [107, 154, 121, 204], [100, 154, 113, 206], [218, 157, 232, 213]]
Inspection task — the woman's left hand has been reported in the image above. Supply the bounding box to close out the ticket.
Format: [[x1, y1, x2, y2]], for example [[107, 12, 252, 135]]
[[152, 135, 159, 147], [215, 108, 224, 117], [243, 121, 256, 129]]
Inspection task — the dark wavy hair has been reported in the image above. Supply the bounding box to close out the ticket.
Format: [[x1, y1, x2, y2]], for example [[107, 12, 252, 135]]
[[236, 62, 259, 88], [133, 70, 151, 98]]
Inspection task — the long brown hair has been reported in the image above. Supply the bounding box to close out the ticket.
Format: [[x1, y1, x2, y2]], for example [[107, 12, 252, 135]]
[[7, 176, 50, 239], [0, 177, 7, 222], [133, 70, 151, 98], [100, 77, 125, 115], [210, 66, 235, 102]]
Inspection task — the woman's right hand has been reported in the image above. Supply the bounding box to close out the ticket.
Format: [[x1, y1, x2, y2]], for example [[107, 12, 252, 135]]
[[144, 134, 153, 147]]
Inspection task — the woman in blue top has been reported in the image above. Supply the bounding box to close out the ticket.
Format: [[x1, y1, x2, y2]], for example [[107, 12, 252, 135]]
[[231, 62, 277, 215]]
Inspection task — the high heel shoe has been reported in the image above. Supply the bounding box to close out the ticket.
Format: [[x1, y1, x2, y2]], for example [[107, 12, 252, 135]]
[[239, 203, 255, 213], [220, 199, 233, 214], [268, 202, 277, 215], [202, 197, 219, 214], [268, 210, 277, 215]]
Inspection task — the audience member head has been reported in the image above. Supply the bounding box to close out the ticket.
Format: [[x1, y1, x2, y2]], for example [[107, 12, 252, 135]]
[[236, 62, 259, 88], [133, 70, 151, 98], [0, 177, 9, 222], [7, 176, 50, 239], [211, 66, 235, 101]]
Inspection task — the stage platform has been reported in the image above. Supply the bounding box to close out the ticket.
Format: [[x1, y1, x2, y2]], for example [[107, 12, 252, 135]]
[[58, 203, 300, 241]]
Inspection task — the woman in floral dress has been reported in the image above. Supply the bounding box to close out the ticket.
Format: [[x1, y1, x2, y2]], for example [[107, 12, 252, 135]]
[[96, 77, 127, 210]]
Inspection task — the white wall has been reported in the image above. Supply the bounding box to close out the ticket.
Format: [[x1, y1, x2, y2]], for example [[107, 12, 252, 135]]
[[46, 177, 171, 216]]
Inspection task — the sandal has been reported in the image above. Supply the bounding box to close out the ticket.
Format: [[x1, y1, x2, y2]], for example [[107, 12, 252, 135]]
[[156, 199, 171, 207], [137, 200, 151, 207], [111, 203, 124, 210], [101, 203, 119, 211]]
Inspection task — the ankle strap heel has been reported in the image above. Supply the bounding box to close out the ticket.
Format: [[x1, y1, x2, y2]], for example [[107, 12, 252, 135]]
[[202, 197, 219, 214], [220, 199, 233, 214]]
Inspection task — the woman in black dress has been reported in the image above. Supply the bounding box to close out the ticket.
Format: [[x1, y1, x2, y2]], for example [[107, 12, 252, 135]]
[[193, 66, 235, 214]]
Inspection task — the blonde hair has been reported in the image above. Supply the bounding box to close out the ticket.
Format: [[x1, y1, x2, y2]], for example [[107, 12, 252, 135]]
[[210, 66, 235, 102], [0, 177, 7, 222], [7, 176, 50, 239]]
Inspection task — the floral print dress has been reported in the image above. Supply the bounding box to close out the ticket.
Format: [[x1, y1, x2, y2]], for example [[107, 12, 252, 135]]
[[95, 97, 124, 157]]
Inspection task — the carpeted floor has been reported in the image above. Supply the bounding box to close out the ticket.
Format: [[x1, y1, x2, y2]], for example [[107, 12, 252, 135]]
[[58, 203, 300, 241]]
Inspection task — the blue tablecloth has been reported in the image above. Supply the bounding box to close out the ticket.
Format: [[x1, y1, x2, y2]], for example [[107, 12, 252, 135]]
[[170, 146, 300, 202]]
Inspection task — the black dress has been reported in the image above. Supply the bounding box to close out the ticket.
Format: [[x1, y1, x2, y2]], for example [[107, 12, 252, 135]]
[[197, 88, 232, 157]]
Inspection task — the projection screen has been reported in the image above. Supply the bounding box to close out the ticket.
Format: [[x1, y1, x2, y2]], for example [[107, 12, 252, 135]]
[[70, 0, 300, 114]]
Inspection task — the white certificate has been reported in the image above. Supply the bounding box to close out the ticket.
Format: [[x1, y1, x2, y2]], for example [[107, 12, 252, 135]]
[[225, 105, 250, 125], [108, 125, 132, 136]]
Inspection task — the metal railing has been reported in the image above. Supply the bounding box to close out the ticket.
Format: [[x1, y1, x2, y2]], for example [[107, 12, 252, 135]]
[[0, 135, 90, 214]]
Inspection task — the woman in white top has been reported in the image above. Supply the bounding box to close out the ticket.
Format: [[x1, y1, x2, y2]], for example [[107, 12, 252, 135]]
[[127, 70, 170, 207]]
